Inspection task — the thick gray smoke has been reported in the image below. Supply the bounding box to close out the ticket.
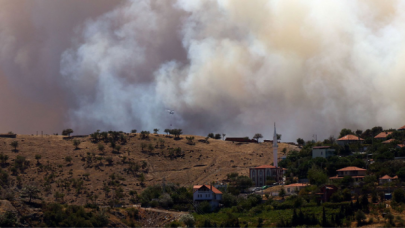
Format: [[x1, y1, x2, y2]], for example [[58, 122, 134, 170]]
[[1, 0, 405, 141]]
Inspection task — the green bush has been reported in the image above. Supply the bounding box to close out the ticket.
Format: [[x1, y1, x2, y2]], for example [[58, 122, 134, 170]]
[[42, 203, 108, 227], [0, 211, 17, 227], [393, 189, 405, 203], [221, 193, 237, 207], [196, 201, 212, 214]]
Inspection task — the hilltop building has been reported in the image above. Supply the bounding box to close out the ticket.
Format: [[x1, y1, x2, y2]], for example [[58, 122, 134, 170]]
[[312, 146, 335, 159], [379, 175, 398, 185], [249, 123, 285, 186], [225, 137, 257, 143], [329, 166, 366, 181], [399, 125, 405, 131], [193, 185, 222, 210], [374, 131, 393, 140], [382, 139, 395, 144], [337, 135, 364, 146]]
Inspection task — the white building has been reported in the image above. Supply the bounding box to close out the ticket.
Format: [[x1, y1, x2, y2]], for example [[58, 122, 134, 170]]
[[284, 183, 309, 195], [312, 146, 335, 159], [193, 185, 223, 210], [249, 165, 286, 187]]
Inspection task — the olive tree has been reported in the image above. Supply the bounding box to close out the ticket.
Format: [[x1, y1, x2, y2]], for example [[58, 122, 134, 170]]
[[73, 140, 81, 149], [10, 141, 18, 151], [253, 133, 263, 143], [21, 185, 40, 203], [62, 129, 73, 136]]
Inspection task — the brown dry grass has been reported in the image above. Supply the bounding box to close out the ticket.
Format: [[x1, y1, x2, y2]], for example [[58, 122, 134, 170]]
[[0, 134, 298, 205]]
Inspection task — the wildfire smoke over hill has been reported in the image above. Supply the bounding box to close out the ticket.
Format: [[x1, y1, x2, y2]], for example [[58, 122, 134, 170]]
[[1, 0, 405, 141]]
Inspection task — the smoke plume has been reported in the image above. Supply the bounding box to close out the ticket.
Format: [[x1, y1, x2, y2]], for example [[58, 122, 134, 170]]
[[1, 0, 405, 141]]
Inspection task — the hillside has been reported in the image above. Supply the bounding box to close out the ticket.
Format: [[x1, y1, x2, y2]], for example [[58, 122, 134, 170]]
[[0, 133, 299, 206]]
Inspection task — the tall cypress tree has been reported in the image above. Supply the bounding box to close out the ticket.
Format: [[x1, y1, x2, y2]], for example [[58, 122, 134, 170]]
[[322, 207, 328, 227], [292, 208, 298, 226], [361, 193, 369, 213], [355, 196, 361, 211], [299, 210, 304, 224], [336, 213, 342, 226]]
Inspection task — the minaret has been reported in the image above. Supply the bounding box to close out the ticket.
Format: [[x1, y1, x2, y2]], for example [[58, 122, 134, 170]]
[[273, 123, 278, 167]]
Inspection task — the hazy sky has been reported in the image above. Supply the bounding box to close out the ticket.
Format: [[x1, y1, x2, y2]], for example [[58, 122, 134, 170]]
[[1, 0, 405, 141]]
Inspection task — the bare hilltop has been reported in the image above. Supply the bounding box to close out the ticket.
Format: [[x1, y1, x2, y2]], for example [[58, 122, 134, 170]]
[[0, 133, 298, 205]]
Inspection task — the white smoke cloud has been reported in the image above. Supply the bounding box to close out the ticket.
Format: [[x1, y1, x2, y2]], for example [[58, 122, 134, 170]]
[[1, 0, 405, 140]]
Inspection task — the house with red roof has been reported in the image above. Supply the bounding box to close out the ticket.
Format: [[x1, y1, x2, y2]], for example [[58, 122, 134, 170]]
[[329, 166, 366, 181], [249, 165, 286, 187], [399, 125, 405, 131], [397, 144, 405, 149], [193, 185, 223, 210], [379, 175, 398, 185], [374, 131, 393, 140], [382, 139, 395, 144], [337, 134, 364, 146], [283, 183, 309, 195]]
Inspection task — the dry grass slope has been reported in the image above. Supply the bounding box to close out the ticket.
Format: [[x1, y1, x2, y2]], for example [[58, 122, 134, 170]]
[[0, 134, 298, 205]]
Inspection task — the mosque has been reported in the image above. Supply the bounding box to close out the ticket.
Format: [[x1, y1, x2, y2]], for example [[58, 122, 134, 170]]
[[249, 123, 286, 187]]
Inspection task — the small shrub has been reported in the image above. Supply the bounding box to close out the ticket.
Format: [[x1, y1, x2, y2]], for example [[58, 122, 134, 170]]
[[65, 156, 72, 164], [10, 141, 18, 151], [73, 140, 81, 149]]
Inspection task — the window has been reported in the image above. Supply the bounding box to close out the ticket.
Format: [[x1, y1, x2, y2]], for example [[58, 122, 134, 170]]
[[321, 152, 323, 155]]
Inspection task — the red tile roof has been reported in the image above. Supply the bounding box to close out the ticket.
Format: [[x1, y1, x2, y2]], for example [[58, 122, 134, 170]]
[[380, 175, 391, 180], [399, 125, 405, 130], [336, 166, 366, 171], [382, 139, 395, 144], [379, 175, 398, 180], [193, 185, 222, 194], [337, 134, 364, 141], [398, 144, 405, 148], [374, 131, 393, 139]]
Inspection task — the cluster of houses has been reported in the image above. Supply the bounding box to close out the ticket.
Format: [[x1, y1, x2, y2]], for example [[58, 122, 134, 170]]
[[192, 125, 405, 209]]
